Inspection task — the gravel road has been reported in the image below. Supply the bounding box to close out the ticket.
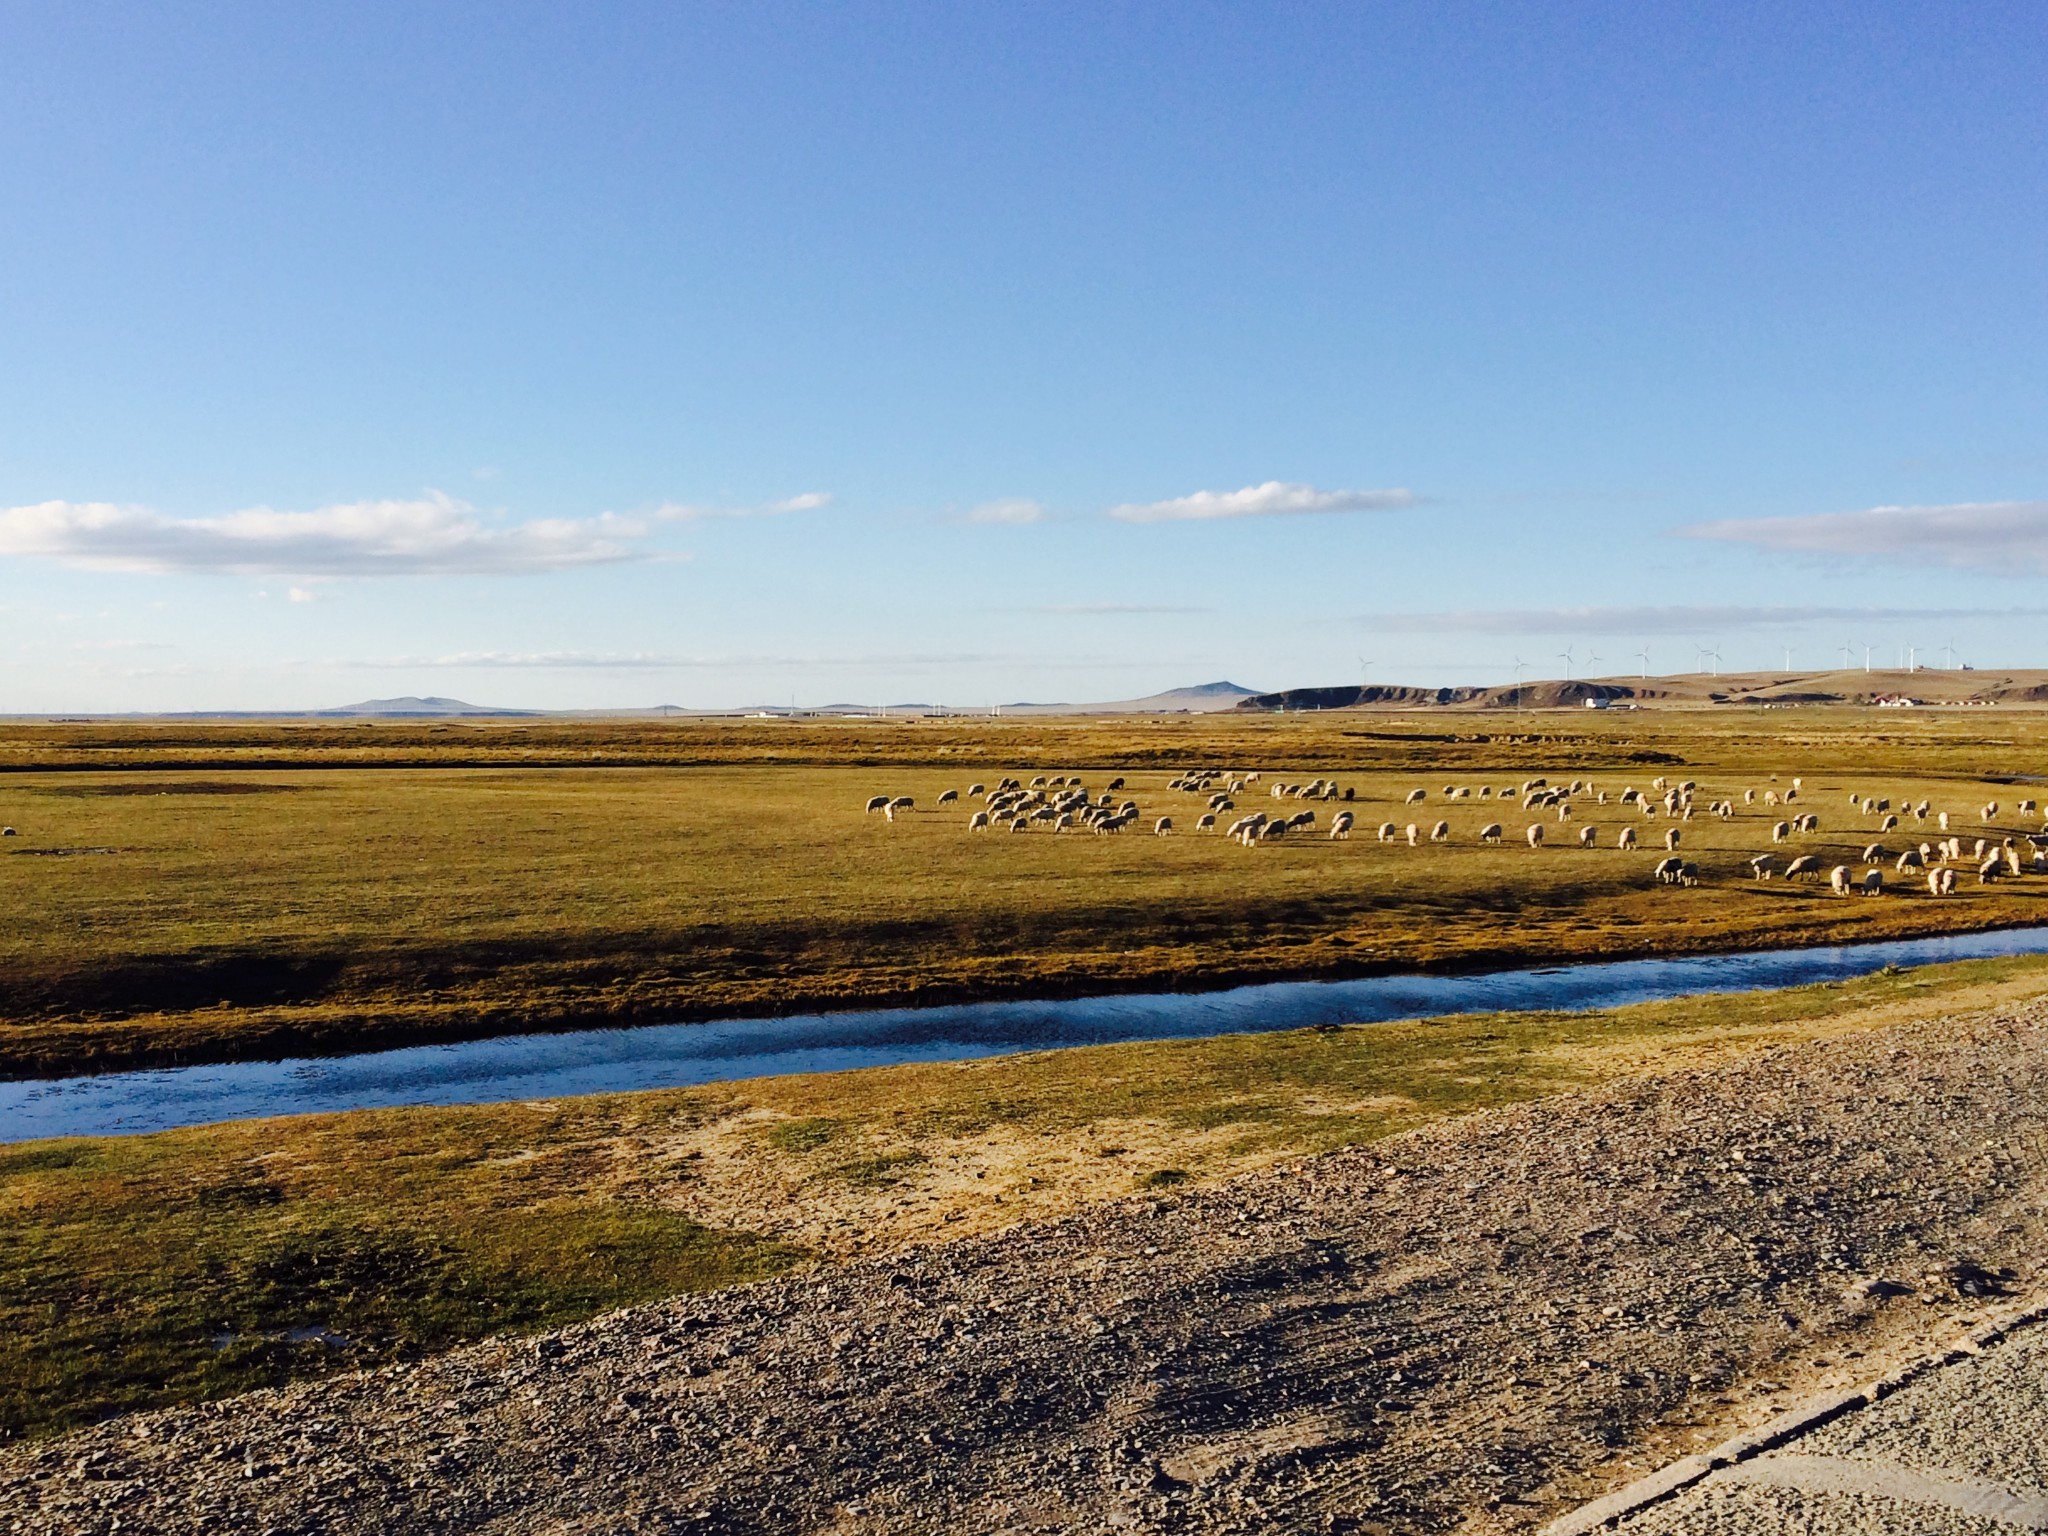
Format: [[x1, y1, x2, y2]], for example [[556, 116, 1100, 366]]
[[1595, 1318, 2048, 1533], [6, 1003, 2048, 1535]]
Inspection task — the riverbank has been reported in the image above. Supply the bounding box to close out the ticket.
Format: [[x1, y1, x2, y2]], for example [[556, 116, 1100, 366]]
[[8, 951, 2048, 1442], [9, 960, 2048, 1531]]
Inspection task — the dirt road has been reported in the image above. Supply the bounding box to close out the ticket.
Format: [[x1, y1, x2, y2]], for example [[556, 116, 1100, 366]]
[[6, 1003, 2046, 1534]]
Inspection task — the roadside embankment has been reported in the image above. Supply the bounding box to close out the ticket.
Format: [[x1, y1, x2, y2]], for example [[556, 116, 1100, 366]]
[[7, 991, 2045, 1533]]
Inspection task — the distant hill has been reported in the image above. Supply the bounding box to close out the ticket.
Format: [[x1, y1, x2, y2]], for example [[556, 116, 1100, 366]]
[[1236, 670, 2048, 711], [318, 696, 538, 717]]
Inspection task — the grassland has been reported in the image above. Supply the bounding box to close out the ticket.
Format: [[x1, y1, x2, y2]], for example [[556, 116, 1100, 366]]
[[9, 949, 2048, 1441], [4, 708, 2048, 1076]]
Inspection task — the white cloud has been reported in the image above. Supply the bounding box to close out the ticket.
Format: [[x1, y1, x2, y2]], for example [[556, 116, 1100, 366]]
[[652, 492, 833, 521], [1681, 500, 2048, 571], [287, 586, 318, 603], [1366, 604, 2048, 634], [1108, 481, 1415, 523], [967, 498, 1046, 525], [0, 494, 654, 577]]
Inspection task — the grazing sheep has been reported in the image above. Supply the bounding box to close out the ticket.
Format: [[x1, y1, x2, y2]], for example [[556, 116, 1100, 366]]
[[1928, 868, 1946, 895], [1938, 811, 1951, 831], [1288, 810, 1317, 830], [1939, 866, 1958, 895], [1983, 801, 2000, 821], [1862, 842, 1884, 861], [1975, 837, 1989, 858], [2022, 799, 2039, 816], [1430, 819, 1450, 842], [1107, 777, 1126, 791], [1829, 865, 1852, 896], [1054, 813, 1074, 833], [889, 796, 914, 811], [1863, 869, 1883, 896], [1764, 790, 1780, 807], [1915, 800, 1931, 820], [1407, 823, 1420, 846], [1556, 802, 1573, 822], [1196, 813, 1216, 832], [1378, 822, 1398, 842], [1652, 855, 1683, 884], [1526, 824, 1544, 847], [1578, 825, 1597, 848], [1260, 820, 1288, 842], [1330, 811, 1355, 839], [1880, 814, 1899, 832], [1678, 862, 1699, 887], [1479, 786, 1494, 799], [1897, 848, 1925, 872], [1405, 788, 1427, 804], [1618, 826, 1638, 851], [1979, 854, 2004, 883], [1749, 854, 1773, 879], [1663, 827, 1681, 851], [968, 810, 991, 831], [1154, 817, 1173, 835], [1010, 818, 1030, 832], [864, 795, 890, 813], [2006, 844, 2024, 877], [937, 789, 959, 806], [1030, 775, 1047, 788], [1208, 792, 1232, 809], [1479, 822, 1503, 844], [1772, 821, 1791, 843], [968, 783, 986, 797], [1784, 854, 1825, 881]]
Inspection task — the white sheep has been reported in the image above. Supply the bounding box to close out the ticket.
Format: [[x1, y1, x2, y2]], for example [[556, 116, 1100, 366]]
[[1771, 821, 1791, 843], [1749, 853, 1772, 879], [1330, 811, 1355, 840], [968, 810, 991, 831], [1405, 788, 1426, 804], [1663, 827, 1681, 850], [1430, 820, 1450, 842], [1784, 854, 1824, 881], [1829, 865, 1852, 895], [1479, 822, 1503, 844], [1378, 822, 1398, 842], [1154, 817, 1173, 836], [1862, 869, 1882, 896], [1617, 826, 1637, 851], [1578, 825, 1597, 848], [1527, 824, 1544, 847], [864, 795, 890, 813], [937, 789, 959, 806], [1407, 823, 1420, 846], [1196, 813, 1216, 832]]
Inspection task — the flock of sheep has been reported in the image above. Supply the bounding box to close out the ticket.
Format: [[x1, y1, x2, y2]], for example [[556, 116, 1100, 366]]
[[862, 771, 2048, 896]]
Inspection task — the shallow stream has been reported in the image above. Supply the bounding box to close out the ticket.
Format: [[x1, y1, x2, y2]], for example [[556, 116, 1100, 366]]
[[7, 925, 2048, 1142]]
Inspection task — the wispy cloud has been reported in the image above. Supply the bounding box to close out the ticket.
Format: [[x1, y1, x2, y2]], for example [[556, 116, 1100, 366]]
[[652, 492, 832, 521], [1681, 500, 2048, 572], [360, 650, 1037, 671], [0, 494, 655, 577], [1365, 604, 2048, 635], [966, 498, 1046, 525], [1108, 481, 1415, 523]]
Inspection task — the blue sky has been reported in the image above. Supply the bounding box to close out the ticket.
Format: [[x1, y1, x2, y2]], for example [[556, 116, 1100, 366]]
[[4, 2, 2046, 710]]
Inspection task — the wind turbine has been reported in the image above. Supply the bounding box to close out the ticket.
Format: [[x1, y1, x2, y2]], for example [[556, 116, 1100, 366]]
[[1512, 654, 1529, 686], [1838, 643, 1853, 670], [1557, 645, 1576, 681], [1863, 644, 1874, 673], [1704, 645, 1723, 677], [1634, 646, 1650, 678], [1358, 655, 1376, 693], [1584, 649, 1603, 675], [1940, 639, 1957, 669], [1908, 645, 1918, 672], [1782, 646, 1794, 672]]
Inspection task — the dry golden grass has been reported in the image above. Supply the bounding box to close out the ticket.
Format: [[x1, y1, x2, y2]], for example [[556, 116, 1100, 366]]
[[3, 708, 2047, 1075]]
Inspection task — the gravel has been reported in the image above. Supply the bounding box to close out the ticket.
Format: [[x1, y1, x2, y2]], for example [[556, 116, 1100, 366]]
[[6, 1003, 2048, 1535]]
